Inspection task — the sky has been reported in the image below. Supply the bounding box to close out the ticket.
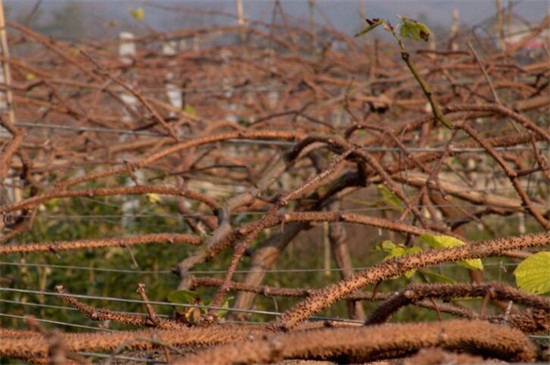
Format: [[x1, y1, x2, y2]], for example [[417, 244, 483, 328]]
[[5, 0, 549, 38], [263, 0, 548, 31]]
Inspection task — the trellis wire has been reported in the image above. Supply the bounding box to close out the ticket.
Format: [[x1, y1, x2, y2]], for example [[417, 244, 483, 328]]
[[0, 287, 283, 318], [1, 289, 547, 343], [78, 352, 167, 364], [0, 313, 116, 332], [0, 298, 178, 321], [0, 287, 372, 326], [0, 298, 80, 312], [0, 260, 521, 275], [9, 121, 546, 153], [5, 198, 545, 219]]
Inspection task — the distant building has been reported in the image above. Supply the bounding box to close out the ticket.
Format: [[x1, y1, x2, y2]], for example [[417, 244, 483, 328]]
[[501, 16, 550, 56]]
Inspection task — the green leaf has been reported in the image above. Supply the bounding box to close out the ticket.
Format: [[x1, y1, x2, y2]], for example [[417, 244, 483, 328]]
[[354, 18, 384, 37], [377, 184, 403, 211], [129, 7, 145, 21], [419, 234, 483, 271], [514, 252, 550, 294], [146, 193, 162, 204], [382, 241, 423, 279], [418, 269, 456, 284], [167, 290, 199, 313], [397, 15, 430, 42], [184, 307, 202, 324], [216, 296, 233, 319], [380, 240, 397, 252], [183, 104, 197, 116]]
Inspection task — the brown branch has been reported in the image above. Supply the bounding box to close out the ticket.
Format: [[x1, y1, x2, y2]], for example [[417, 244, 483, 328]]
[[191, 276, 481, 320], [273, 231, 549, 330], [207, 145, 358, 319], [57, 130, 303, 189], [0, 325, 264, 360], [458, 122, 549, 228], [444, 103, 550, 140], [0, 185, 218, 214], [0, 115, 23, 180], [393, 171, 548, 215], [175, 320, 536, 364], [55, 285, 187, 330], [366, 282, 550, 328], [0, 233, 200, 255], [136, 283, 160, 327]]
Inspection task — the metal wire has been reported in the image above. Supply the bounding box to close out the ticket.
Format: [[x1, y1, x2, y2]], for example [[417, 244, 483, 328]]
[[78, 352, 167, 364], [0, 287, 283, 317], [0, 298, 80, 312], [0, 288, 370, 327], [11, 121, 548, 152], [0, 260, 520, 275], [0, 299, 174, 320], [6, 199, 545, 221], [0, 292, 372, 331], [0, 313, 115, 332]]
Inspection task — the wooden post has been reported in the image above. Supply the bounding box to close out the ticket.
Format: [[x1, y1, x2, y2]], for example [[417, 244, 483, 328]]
[[309, 0, 317, 54], [494, 0, 506, 51], [118, 31, 143, 230], [0, 0, 22, 210], [449, 9, 459, 51], [236, 1, 246, 44]]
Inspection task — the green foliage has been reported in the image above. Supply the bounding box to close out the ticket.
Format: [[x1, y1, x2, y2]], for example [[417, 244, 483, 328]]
[[397, 15, 431, 42], [355, 16, 431, 43], [377, 241, 457, 284], [167, 289, 200, 314], [419, 234, 484, 271], [237, 118, 251, 127], [513, 252, 550, 294], [377, 184, 403, 211], [129, 7, 145, 21], [1, 178, 198, 330], [167, 289, 232, 321], [183, 104, 197, 116], [379, 240, 422, 279], [418, 269, 456, 284]]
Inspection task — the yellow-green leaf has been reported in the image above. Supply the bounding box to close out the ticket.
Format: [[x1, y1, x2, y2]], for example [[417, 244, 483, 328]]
[[382, 241, 423, 279], [184, 307, 202, 324], [380, 240, 396, 252], [420, 234, 483, 271], [167, 290, 199, 313], [377, 184, 403, 211], [129, 7, 145, 21], [419, 269, 456, 284], [184, 104, 197, 116], [398, 15, 430, 42], [216, 296, 233, 319], [146, 193, 162, 204], [514, 252, 550, 294]]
